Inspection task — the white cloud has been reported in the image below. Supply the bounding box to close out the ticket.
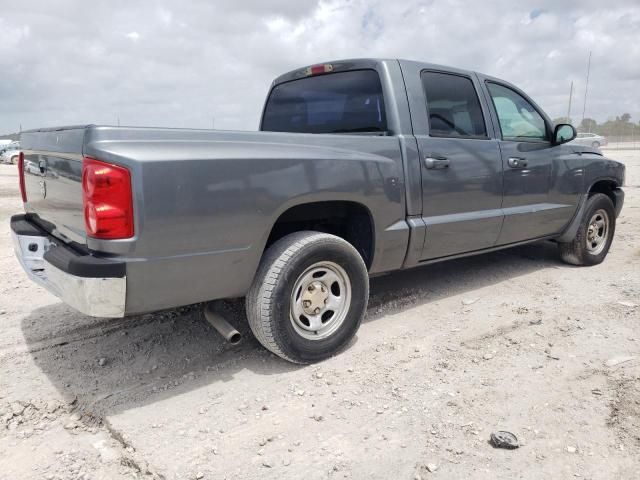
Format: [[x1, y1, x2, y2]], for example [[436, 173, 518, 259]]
[[0, 0, 638, 133], [157, 7, 173, 26]]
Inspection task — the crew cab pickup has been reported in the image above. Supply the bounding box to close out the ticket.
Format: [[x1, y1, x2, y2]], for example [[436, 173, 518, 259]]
[[11, 59, 625, 363]]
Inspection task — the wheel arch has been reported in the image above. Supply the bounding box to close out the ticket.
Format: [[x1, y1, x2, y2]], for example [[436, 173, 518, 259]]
[[262, 200, 376, 269], [557, 177, 621, 243], [588, 178, 620, 209]]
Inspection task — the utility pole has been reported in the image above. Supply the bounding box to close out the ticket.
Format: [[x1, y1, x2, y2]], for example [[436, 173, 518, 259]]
[[566, 81, 573, 124], [581, 50, 592, 131]]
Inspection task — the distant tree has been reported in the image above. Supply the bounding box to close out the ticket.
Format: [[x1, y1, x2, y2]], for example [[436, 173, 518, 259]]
[[620, 113, 631, 123], [553, 116, 572, 125], [579, 118, 597, 132]]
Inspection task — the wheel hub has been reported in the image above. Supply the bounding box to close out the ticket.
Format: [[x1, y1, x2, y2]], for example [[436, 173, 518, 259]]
[[301, 281, 329, 315], [289, 261, 352, 341], [585, 209, 609, 255]]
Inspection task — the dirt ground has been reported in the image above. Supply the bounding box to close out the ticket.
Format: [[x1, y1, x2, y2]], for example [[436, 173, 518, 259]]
[[0, 150, 638, 480]]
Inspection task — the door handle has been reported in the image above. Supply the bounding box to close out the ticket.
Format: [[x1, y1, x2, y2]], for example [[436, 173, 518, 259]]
[[507, 157, 528, 168], [424, 156, 450, 169]]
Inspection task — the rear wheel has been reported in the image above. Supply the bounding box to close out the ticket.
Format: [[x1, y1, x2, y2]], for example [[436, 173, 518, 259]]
[[592, 141, 600, 148], [246, 231, 369, 364], [558, 193, 616, 266]]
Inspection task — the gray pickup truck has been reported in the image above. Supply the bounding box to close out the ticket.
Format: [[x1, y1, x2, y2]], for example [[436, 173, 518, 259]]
[[12, 58, 625, 363]]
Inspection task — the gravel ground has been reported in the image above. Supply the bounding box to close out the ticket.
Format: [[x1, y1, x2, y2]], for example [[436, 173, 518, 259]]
[[0, 150, 638, 480]]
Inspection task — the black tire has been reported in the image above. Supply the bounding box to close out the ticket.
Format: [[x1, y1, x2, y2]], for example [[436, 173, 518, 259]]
[[558, 193, 616, 266], [592, 141, 600, 148], [246, 231, 369, 364], [11, 156, 18, 165]]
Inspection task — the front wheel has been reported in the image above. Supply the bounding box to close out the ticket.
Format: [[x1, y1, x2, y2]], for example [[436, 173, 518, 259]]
[[558, 193, 616, 266], [246, 231, 369, 364], [592, 141, 600, 148]]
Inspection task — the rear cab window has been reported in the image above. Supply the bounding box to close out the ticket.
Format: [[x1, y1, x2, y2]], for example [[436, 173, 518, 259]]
[[421, 71, 488, 139], [261, 70, 387, 134]]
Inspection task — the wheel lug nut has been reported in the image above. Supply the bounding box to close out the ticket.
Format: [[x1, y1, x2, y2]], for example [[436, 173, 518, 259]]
[[303, 300, 311, 308], [314, 308, 320, 314], [308, 285, 315, 292]]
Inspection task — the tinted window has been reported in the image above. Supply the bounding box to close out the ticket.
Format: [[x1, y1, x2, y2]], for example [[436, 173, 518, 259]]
[[421, 71, 487, 138], [262, 70, 387, 134], [487, 83, 548, 141]]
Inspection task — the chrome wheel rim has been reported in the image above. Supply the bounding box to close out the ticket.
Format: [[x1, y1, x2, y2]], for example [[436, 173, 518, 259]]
[[290, 261, 351, 341], [586, 209, 609, 255]]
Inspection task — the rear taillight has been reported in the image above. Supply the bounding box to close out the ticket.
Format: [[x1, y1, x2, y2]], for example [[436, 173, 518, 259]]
[[82, 157, 134, 239], [18, 152, 27, 202]]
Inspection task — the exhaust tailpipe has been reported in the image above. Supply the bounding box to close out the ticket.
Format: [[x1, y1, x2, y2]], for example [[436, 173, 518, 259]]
[[204, 304, 242, 345]]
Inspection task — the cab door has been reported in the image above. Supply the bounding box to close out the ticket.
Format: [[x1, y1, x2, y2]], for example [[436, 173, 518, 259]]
[[482, 80, 579, 244], [401, 65, 504, 260]]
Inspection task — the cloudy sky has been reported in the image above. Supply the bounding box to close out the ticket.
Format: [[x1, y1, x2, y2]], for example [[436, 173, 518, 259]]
[[0, 0, 638, 134]]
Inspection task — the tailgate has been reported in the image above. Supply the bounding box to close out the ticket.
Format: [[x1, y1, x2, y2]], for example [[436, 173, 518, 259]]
[[20, 126, 88, 246]]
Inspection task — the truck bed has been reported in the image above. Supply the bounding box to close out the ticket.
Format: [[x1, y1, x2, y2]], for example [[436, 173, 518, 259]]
[[18, 125, 410, 314]]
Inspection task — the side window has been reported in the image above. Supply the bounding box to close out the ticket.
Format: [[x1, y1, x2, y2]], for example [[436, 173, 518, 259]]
[[421, 71, 487, 139], [487, 83, 548, 141]]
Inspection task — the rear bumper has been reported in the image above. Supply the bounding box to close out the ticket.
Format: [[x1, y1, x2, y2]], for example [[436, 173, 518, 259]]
[[10, 215, 126, 318]]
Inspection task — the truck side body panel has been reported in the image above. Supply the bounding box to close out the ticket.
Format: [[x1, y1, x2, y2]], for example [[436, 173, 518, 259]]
[[82, 127, 408, 313]]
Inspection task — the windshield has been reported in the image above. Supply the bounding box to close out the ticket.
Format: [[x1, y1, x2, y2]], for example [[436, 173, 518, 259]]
[[261, 69, 387, 134]]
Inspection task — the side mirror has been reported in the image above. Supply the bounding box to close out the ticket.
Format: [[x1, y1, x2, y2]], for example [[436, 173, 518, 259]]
[[553, 123, 577, 145]]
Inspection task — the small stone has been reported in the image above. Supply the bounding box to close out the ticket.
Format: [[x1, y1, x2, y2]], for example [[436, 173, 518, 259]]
[[195, 473, 204, 479], [98, 358, 107, 367], [295, 390, 305, 396], [347, 367, 354, 373], [567, 446, 577, 454], [426, 463, 438, 473], [462, 298, 479, 306], [482, 353, 494, 360], [45, 401, 59, 414], [315, 372, 324, 379], [262, 460, 273, 468], [10, 402, 25, 416], [312, 414, 324, 422]]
